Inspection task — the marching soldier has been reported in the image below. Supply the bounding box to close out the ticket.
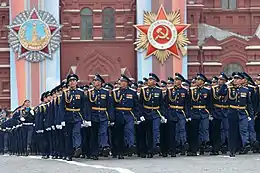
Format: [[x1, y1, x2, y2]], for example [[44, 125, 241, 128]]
[[255, 74, 260, 152], [223, 72, 251, 157], [188, 73, 212, 156], [164, 73, 189, 157], [211, 73, 229, 155], [112, 75, 140, 159], [59, 74, 87, 161], [241, 72, 259, 151], [87, 74, 113, 160], [139, 73, 166, 158]]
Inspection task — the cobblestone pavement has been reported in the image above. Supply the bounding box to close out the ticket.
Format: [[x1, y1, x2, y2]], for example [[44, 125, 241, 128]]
[[1, 154, 260, 173]]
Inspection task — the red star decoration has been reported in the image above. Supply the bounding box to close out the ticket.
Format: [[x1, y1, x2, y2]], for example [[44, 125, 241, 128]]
[[135, 5, 190, 58], [10, 8, 58, 55]]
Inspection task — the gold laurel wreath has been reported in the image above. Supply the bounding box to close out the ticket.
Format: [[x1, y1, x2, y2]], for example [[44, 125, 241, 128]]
[[134, 9, 190, 64]]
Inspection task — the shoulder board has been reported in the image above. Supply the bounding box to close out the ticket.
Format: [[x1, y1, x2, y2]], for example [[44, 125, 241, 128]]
[[190, 86, 197, 90], [142, 86, 148, 89], [113, 88, 120, 92], [102, 88, 109, 91], [248, 84, 257, 89], [77, 88, 84, 92], [63, 89, 69, 92], [228, 85, 234, 88], [129, 88, 136, 92], [204, 86, 211, 90], [88, 88, 94, 91]]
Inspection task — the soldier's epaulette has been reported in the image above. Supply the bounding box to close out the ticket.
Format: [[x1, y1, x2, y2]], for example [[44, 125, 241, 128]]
[[190, 86, 197, 90], [88, 88, 94, 91], [248, 84, 257, 89], [204, 86, 211, 90], [102, 88, 109, 91], [228, 85, 234, 88], [77, 88, 84, 92], [129, 88, 136, 92], [113, 88, 120, 92]]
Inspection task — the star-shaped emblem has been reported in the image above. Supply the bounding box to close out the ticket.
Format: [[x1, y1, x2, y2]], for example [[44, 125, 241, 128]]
[[134, 5, 190, 63], [8, 8, 62, 62]]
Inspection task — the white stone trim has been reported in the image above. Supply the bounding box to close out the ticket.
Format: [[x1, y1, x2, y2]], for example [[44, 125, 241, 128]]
[[188, 62, 200, 65], [93, 25, 102, 28], [71, 26, 80, 29], [116, 36, 125, 39], [71, 37, 80, 40], [93, 9, 102, 12], [115, 9, 131, 12], [0, 65, 10, 68], [0, 97, 10, 100], [127, 21, 133, 24], [126, 34, 133, 37], [187, 46, 200, 50], [202, 46, 222, 50], [63, 9, 80, 12], [93, 37, 103, 40], [246, 62, 260, 65], [245, 46, 260, 50], [0, 48, 10, 52], [116, 25, 124, 28], [187, 4, 204, 7], [203, 62, 222, 66]]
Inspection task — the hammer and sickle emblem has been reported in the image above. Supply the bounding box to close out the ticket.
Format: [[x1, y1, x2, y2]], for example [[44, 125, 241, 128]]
[[155, 26, 170, 41]]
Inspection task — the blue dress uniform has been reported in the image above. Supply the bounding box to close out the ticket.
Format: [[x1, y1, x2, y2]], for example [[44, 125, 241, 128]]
[[0, 116, 6, 154], [112, 75, 140, 159], [139, 73, 164, 157], [87, 74, 113, 160], [188, 73, 212, 155], [242, 72, 259, 149], [211, 73, 229, 155], [59, 74, 87, 161], [223, 72, 251, 157], [165, 73, 189, 157]]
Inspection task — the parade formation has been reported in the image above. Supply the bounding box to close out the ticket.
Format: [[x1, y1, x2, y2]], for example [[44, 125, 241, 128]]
[[1, 72, 260, 161]]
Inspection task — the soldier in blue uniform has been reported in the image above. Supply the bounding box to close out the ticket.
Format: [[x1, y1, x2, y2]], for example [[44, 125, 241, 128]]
[[112, 75, 140, 159], [167, 77, 174, 88], [211, 73, 229, 155], [188, 73, 212, 156], [59, 74, 87, 161], [165, 73, 189, 157], [222, 72, 251, 157], [139, 73, 165, 158], [241, 72, 259, 151], [87, 74, 113, 160], [255, 75, 260, 152]]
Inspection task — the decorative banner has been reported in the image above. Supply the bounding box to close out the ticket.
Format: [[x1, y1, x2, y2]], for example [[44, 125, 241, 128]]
[[7, 7, 62, 62], [134, 5, 190, 64]]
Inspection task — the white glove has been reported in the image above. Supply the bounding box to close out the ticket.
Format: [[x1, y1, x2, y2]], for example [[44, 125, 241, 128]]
[[52, 126, 55, 130], [61, 121, 66, 126], [57, 125, 63, 129], [46, 127, 51, 131], [186, 118, 192, 122], [140, 116, 145, 122], [161, 117, 167, 123], [135, 121, 141, 125], [86, 121, 92, 127], [108, 121, 115, 126], [20, 117, 25, 122], [209, 116, 214, 121], [248, 117, 252, 121]]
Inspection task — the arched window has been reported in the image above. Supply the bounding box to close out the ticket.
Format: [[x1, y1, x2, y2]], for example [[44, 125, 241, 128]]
[[221, 0, 237, 9], [102, 8, 115, 40], [80, 8, 93, 40], [223, 63, 243, 76]]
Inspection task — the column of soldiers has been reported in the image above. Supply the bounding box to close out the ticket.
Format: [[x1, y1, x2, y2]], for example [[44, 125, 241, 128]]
[[1, 72, 260, 160]]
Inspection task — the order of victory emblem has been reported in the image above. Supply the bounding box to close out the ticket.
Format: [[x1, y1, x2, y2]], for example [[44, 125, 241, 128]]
[[134, 5, 190, 64], [8, 8, 62, 62]]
